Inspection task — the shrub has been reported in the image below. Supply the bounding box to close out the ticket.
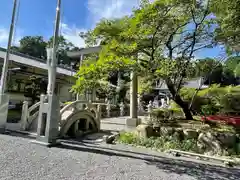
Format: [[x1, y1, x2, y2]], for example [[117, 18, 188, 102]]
[[180, 87, 207, 114], [118, 132, 139, 144], [180, 85, 240, 115], [219, 87, 240, 115], [201, 103, 221, 115], [117, 132, 199, 153]]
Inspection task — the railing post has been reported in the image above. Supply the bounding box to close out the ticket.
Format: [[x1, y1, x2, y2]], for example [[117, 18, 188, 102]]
[[20, 101, 28, 131]]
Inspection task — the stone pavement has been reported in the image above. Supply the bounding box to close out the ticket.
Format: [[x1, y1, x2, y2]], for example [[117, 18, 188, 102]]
[[1, 133, 240, 180], [100, 116, 147, 132]]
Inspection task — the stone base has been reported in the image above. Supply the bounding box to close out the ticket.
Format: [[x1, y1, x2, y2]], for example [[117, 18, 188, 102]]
[[125, 118, 141, 127], [31, 140, 61, 148], [136, 124, 154, 138], [0, 94, 9, 130]]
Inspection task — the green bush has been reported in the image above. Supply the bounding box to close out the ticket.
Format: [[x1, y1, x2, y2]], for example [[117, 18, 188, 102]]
[[180, 85, 240, 115], [117, 132, 199, 153], [148, 108, 176, 126], [180, 87, 207, 114], [219, 90, 240, 114], [201, 103, 221, 115]]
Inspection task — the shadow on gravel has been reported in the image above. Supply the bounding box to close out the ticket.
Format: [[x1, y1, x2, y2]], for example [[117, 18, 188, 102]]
[[1, 131, 36, 140], [57, 143, 240, 180]]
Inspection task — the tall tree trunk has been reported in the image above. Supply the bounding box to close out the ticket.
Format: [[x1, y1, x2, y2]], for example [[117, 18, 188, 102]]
[[165, 78, 193, 120]]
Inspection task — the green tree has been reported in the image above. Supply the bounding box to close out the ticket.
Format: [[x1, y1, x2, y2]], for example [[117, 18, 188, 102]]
[[48, 35, 79, 65], [14, 36, 47, 59], [224, 56, 240, 73], [11, 35, 79, 65], [235, 63, 240, 78], [194, 58, 223, 84], [211, 0, 240, 54], [73, 0, 216, 120]]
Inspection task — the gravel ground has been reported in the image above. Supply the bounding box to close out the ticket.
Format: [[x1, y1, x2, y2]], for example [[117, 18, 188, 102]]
[[0, 134, 240, 180]]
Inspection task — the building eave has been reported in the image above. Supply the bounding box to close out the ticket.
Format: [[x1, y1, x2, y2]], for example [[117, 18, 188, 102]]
[[0, 47, 76, 76], [67, 46, 102, 58]]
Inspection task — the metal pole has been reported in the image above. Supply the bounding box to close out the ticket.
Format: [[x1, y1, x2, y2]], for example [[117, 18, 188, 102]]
[[50, 0, 61, 95], [0, 0, 18, 95]]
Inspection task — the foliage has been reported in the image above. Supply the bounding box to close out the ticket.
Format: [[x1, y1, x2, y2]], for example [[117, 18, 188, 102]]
[[224, 56, 240, 74], [148, 107, 184, 126], [149, 108, 171, 124], [24, 75, 47, 104], [201, 104, 220, 115], [117, 132, 199, 153], [211, 0, 240, 54], [194, 58, 223, 84], [235, 64, 240, 77], [187, 57, 239, 85], [12, 36, 47, 59], [181, 85, 240, 115], [75, 0, 218, 120], [11, 35, 79, 65], [180, 87, 207, 113], [48, 35, 79, 65]]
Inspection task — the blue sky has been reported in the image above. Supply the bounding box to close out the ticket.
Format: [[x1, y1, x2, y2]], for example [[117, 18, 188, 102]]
[[0, 0, 223, 59]]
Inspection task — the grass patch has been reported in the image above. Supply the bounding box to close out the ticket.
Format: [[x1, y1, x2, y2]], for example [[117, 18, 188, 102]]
[[117, 132, 200, 153]]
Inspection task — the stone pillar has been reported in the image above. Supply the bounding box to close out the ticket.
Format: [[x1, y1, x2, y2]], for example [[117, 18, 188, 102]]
[[77, 54, 84, 101], [91, 89, 96, 102], [96, 104, 101, 130], [130, 71, 138, 119], [33, 94, 60, 146], [20, 101, 29, 131], [126, 71, 140, 126], [0, 94, 9, 132]]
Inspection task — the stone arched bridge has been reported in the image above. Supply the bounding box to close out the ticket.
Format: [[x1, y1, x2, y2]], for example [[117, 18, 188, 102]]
[[6, 100, 122, 138]]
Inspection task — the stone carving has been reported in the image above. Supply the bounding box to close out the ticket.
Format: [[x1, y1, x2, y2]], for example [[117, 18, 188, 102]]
[[147, 101, 153, 118], [119, 102, 125, 116], [160, 98, 167, 108], [106, 100, 111, 118], [20, 101, 29, 131], [136, 124, 154, 138], [147, 101, 153, 113]]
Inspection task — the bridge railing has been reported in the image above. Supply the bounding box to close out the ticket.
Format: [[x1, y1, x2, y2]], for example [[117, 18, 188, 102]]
[[20, 99, 65, 131]]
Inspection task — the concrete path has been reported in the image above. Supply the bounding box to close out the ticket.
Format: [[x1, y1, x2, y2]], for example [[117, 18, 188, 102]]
[[1, 133, 240, 180], [100, 116, 147, 132]]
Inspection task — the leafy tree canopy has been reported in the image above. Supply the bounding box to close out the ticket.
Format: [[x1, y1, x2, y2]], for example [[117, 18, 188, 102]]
[[11, 35, 79, 65], [13, 36, 47, 59], [74, 0, 217, 120], [211, 0, 240, 54]]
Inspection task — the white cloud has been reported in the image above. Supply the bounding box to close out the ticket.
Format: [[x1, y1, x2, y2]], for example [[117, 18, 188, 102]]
[[0, 28, 9, 47], [61, 0, 154, 48], [0, 27, 23, 48], [60, 23, 86, 48], [87, 0, 141, 25]]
